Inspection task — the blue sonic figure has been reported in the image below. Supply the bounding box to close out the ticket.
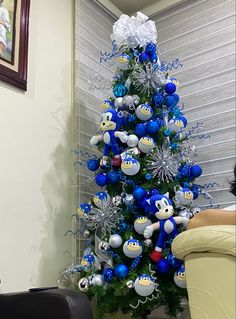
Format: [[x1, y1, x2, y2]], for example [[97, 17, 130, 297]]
[[77, 203, 91, 218], [99, 99, 114, 110], [90, 109, 128, 166], [173, 186, 194, 208], [93, 191, 111, 208], [144, 193, 189, 262]]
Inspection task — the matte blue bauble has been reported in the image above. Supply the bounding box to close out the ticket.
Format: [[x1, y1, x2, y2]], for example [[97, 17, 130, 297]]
[[103, 268, 115, 282], [87, 159, 99, 171], [139, 52, 149, 63], [152, 93, 164, 107], [149, 53, 157, 63], [114, 264, 129, 279], [165, 82, 176, 95], [145, 43, 156, 54], [147, 121, 159, 134], [95, 173, 108, 187], [156, 259, 170, 273], [179, 164, 191, 177], [190, 165, 202, 177], [133, 187, 147, 200], [135, 123, 147, 137], [113, 84, 128, 98], [164, 129, 171, 137], [164, 94, 179, 107], [108, 170, 120, 184]]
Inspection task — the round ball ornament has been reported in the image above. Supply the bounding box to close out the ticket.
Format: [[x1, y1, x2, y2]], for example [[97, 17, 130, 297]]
[[156, 259, 170, 273], [113, 83, 128, 98], [147, 121, 160, 134], [134, 275, 155, 297], [134, 217, 152, 235], [191, 184, 199, 199], [77, 203, 91, 218], [91, 274, 104, 287], [126, 280, 134, 289], [83, 230, 91, 238], [174, 265, 187, 288], [135, 104, 153, 121], [78, 278, 90, 292], [143, 239, 153, 247], [95, 173, 108, 187], [112, 195, 123, 206], [145, 43, 156, 54], [164, 94, 179, 108], [132, 187, 147, 200], [114, 97, 124, 109], [123, 238, 142, 258], [108, 170, 120, 184], [152, 92, 164, 107], [190, 165, 202, 177], [114, 264, 129, 279], [123, 193, 135, 207], [135, 123, 147, 137], [121, 157, 140, 176], [139, 52, 149, 63], [138, 137, 155, 153], [103, 268, 115, 282], [149, 53, 157, 63], [109, 234, 123, 248], [127, 134, 139, 147], [165, 82, 176, 95], [87, 159, 99, 171], [98, 241, 110, 252]]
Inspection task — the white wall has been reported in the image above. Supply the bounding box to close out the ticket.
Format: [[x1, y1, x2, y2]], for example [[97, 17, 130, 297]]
[[0, 0, 74, 292]]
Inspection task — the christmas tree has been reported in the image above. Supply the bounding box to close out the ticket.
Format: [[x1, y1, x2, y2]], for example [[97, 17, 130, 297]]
[[71, 12, 205, 319]]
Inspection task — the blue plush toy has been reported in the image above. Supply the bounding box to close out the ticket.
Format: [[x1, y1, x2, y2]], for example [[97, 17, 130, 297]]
[[90, 109, 128, 166], [144, 193, 189, 262]]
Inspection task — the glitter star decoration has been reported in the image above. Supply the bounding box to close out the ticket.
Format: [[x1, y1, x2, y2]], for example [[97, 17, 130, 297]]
[[146, 147, 180, 183], [131, 62, 167, 96], [84, 202, 122, 235]]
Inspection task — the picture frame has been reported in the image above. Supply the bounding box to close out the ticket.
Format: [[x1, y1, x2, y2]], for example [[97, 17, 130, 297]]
[[0, 0, 30, 91]]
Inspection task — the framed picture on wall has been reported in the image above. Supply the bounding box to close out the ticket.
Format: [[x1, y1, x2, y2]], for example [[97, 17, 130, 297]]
[[0, 0, 30, 91]]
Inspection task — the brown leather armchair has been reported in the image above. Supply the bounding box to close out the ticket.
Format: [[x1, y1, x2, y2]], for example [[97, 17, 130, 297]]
[[0, 287, 93, 319]]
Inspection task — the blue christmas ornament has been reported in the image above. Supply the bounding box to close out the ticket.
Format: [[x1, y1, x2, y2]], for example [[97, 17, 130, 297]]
[[95, 173, 108, 187], [147, 120, 160, 134], [114, 264, 129, 279], [156, 259, 170, 273], [139, 52, 149, 63], [164, 94, 179, 108], [145, 43, 156, 55], [118, 221, 127, 232], [165, 82, 176, 95], [191, 184, 199, 199], [87, 159, 99, 171], [100, 99, 114, 109], [145, 173, 152, 180], [135, 123, 147, 137], [149, 53, 158, 63], [152, 92, 164, 107], [77, 203, 91, 218], [170, 143, 178, 150], [190, 165, 202, 177], [103, 268, 115, 282], [128, 114, 136, 122], [148, 189, 160, 197], [137, 197, 148, 209], [166, 252, 183, 269], [179, 164, 191, 177], [108, 170, 120, 184], [135, 104, 153, 121], [164, 129, 171, 137], [113, 83, 128, 98], [133, 187, 147, 200]]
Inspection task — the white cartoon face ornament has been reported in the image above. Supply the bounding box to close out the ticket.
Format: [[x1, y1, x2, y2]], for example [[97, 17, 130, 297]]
[[121, 157, 140, 175], [123, 238, 142, 258], [138, 136, 156, 153], [135, 104, 153, 121], [134, 274, 155, 296]]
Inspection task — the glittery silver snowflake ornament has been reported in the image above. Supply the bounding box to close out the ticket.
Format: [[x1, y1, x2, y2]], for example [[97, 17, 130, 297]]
[[146, 147, 180, 183], [131, 63, 167, 96], [84, 202, 122, 235]]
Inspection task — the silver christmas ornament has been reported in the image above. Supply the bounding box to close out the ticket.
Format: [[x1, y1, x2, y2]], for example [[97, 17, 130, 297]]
[[91, 274, 105, 286], [83, 230, 91, 238], [99, 241, 110, 252], [78, 278, 90, 292], [123, 193, 135, 207], [126, 280, 134, 289], [127, 134, 139, 147], [122, 95, 133, 108], [134, 217, 152, 235], [112, 195, 123, 207], [146, 147, 179, 182], [123, 238, 142, 258], [143, 239, 153, 247], [134, 275, 155, 297], [114, 97, 125, 109], [132, 95, 140, 106], [109, 234, 123, 248]]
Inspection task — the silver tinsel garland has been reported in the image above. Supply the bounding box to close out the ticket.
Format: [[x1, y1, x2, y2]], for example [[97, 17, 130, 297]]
[[131, 63, 166, 96], [84, 202, 122, 235], [146, 147, 180, 182]]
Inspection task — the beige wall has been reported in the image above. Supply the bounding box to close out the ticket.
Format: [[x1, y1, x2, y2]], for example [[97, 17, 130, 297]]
[[0, 0, 74, 292]]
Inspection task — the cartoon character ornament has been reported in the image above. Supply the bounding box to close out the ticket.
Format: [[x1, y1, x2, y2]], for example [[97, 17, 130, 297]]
[[134, 217, 152, 235], [93, 191, 111, 208], [168, 117, 187, 133], [121, 157, 140, 176], [123, 238, 142, 258], [78, 277, 90, 292], [134, 274, 155, 297], [144, 193, 189, 262], [77, 203, 91, 218], [100, 99, 114, 109], [90, 109, 128, 165], [135, 104, 153, 121], [117, 53, 131, 69], [138, 136, 156, 153], [173, 186, 194, 207], [174, 264, 187, 288]]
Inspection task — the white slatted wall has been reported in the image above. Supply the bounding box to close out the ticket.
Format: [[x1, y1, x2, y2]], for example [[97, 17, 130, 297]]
[[75, 0, 236, 258], [154, 0, 236, 208]]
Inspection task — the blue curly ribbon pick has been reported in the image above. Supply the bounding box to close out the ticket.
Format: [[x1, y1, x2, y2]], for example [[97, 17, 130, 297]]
[[159, 58, 183, 72], [100, 40, 119, 63], [130, 255, 142, 271], [71, 149, 98, 159]]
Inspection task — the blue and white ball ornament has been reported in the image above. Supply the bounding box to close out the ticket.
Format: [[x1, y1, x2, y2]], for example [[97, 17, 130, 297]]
[[138, 136, 155, 153], [134, 217, 152, 235], [103, 268, 115, 282], [134, 275, 155, 297], [113, 83, 128, 98], [190, 165, 202, 177], [117, 53, 131, 69], [87, 159, 100, 171], [121, 157, 140, 176], [77, 203, 91, 218], [135, 123, 147, 137], [95, 173, 108, 187], [108, 170, 120, 184], [123, 239, 142, 258], [135, 104, 153, 121], [93, 191, 111, 208], [114, 264, 129, 279], [165, 82, 176, 95], [132, 187, 147, 200], [174, 265, 187, 288], [100, 99, 113, 109]]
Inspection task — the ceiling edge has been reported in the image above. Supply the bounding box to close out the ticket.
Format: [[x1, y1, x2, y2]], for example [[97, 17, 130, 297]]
[[93, 0, 123, 18], [140, 0, 186, 17]]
